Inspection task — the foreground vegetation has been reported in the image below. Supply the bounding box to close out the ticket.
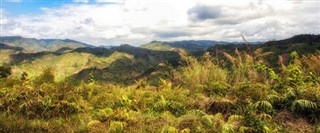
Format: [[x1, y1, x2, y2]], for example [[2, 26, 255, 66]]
[[0, 48, 319, 132]]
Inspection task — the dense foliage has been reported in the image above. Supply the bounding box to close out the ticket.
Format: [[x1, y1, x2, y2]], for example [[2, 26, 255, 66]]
[[0, 47, 319, 132]]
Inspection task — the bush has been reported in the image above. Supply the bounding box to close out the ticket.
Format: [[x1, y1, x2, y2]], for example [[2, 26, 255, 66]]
[[108, 121, 125, 133], [33, 68, 55, 85], [0, 66, 11, 78], [160, 126, 179, 133], [94, 107, 114, 122]]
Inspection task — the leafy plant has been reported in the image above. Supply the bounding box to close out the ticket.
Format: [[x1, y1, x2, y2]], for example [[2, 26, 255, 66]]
[[254, 100, 273, 113], [291, 99, 317, 113], [108, 121, 125, 133]]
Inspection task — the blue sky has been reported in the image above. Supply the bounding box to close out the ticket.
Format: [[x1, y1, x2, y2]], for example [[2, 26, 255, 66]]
[[2, 0, 102, 16], [1, 0, 319, 46]]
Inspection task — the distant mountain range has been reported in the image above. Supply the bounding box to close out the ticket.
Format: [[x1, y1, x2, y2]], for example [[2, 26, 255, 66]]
[[0, 36, 264, 53], [140, 40, 236, 52], [0, 36, 93, 52], [140, 40, 266, 53]]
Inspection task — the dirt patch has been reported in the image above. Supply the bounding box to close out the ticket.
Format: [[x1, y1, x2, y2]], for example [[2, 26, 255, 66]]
[[274, 111, 315, 133]]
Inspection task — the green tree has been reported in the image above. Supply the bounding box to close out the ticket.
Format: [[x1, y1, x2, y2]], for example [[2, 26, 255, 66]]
[[0, 66, 11, 78]]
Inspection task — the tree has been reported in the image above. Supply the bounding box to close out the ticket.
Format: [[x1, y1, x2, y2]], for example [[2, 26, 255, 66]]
[[33, 68, 55, 85], [0, 66, 11, 78]]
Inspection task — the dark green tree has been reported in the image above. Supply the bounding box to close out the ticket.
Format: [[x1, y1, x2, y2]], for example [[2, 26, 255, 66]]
[[0, 66, 12, 78]]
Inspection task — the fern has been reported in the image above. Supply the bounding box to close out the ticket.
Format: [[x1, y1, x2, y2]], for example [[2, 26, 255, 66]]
[[187, 109, 206, 117], [262, 125, 270, 133], [254, 100, 273, 113], [87, 120, 101, 128], [266, 94, 280, 104], [291, 99, 317, 112], [258, 113, 272, 121], [227, 115, 243, 124], [201, 115, 213, 128], [153, 95, 167, 112], [94, 107, 114, 121], [180, 128, 191, 133], [160, 126, 178, 133], [207, 98, 234, 113], [221, 123, 235, 133], [108, 121, 125, 133]]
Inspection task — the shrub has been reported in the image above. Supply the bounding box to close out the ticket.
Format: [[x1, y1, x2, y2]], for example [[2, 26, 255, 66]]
[[201, 115, 213, 128], [167, 101, 186, 117], [33, 68, 55, 85], [94, 107, 114, 122], [160, 126, 179, 133], [254, 100, 273, 114], [291, 99, 317, 113], [108, 121, 125, 133], [0, 66, 11, 78]]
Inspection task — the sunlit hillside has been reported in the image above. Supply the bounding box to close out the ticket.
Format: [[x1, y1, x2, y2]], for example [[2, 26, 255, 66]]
[[12, 51, 132, 81]]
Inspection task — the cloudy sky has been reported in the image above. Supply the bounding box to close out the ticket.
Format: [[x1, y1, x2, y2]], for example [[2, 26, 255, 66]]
[[1, 0, 319, 46]]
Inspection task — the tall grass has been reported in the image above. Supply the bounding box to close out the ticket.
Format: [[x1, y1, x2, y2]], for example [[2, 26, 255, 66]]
[[0, 49, 319, 132]]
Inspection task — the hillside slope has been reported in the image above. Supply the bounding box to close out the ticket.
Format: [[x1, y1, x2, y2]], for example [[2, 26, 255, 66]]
[[72, 45, 180, 84], [12, 51, 130, 81]]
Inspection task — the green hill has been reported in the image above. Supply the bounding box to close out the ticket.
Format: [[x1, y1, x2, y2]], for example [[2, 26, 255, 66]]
[[5, 44, 180, 84], [140, 41, 178, 51], [11, 51, 130, 81], [262, 34, 320, 54], [0, 43, 22, 65], [0, 36, 92, 52], [72, 45, 180, 84]]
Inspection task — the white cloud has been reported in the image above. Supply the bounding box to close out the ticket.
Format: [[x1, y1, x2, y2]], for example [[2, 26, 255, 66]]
[[2, 0, 320, 46]]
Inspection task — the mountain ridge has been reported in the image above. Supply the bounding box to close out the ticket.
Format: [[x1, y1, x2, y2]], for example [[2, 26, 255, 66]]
[[0, 36, 94, 52]]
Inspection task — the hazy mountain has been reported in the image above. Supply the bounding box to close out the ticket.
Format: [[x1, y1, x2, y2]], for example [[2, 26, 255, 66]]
[[0, 36, 94, 52], [140, 40, 236, 52], [98, 45, 115, 49], [0, 43, 23, 51]]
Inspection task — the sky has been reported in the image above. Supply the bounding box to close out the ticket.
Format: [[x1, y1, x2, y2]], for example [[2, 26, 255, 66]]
[[0, 0, 319, 46]]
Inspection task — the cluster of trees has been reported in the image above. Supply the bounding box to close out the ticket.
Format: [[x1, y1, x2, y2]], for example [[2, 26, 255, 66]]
[[0, 49, 319, 132]]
